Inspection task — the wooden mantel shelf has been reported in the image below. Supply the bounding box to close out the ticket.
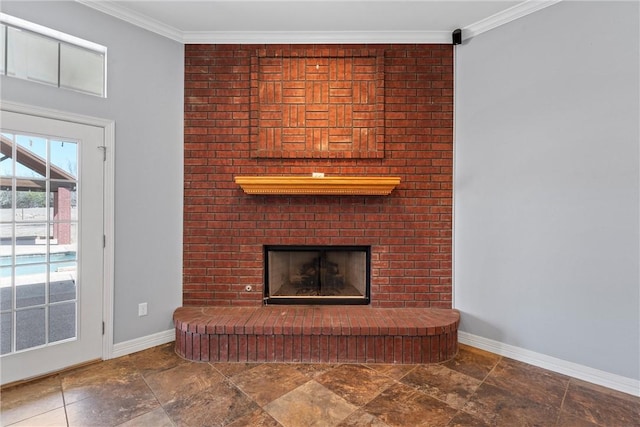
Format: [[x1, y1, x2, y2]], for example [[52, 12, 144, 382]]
[[234, 176, 401, 195]]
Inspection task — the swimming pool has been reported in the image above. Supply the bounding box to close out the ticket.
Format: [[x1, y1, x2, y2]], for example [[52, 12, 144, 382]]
[[0, 252, 77, 277]]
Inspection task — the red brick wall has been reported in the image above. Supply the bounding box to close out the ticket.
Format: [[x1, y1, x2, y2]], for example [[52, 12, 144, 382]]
[[183, 44, 453, 308]]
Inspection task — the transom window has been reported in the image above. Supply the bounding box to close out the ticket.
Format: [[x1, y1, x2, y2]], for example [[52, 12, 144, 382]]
[[0, 13, 106, 97]]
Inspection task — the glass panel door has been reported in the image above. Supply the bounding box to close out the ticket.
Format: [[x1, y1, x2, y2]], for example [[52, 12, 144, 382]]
[[0, 110, 104, 384]]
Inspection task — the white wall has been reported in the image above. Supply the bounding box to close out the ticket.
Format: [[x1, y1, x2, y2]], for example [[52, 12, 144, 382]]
[[455, 1, 639, 381], [0, 1, 184, 344]]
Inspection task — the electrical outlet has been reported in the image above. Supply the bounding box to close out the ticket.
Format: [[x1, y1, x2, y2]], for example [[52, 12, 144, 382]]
[[138, 302, 148, 317]]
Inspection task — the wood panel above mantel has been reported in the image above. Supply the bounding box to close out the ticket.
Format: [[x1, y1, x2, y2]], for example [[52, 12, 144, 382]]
[[234, 176, 401, 196]]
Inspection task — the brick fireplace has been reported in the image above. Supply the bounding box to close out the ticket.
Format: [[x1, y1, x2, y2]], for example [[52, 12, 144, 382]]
[[183, 43, 454, 309], [178, 42, 457, 362]]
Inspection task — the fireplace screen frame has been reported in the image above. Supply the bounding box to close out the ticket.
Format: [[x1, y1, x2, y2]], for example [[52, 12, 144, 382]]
[[263, 245, 371, 305]]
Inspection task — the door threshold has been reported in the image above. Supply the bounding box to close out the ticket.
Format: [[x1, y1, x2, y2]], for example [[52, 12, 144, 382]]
[[0, 358, 102, 390]]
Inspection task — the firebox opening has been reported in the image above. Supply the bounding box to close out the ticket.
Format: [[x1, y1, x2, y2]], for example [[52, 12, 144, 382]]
[[264, 245, 371, 305]]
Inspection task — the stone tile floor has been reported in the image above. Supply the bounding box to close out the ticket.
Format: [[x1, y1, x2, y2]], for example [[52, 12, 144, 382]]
[[1, 343, 638, 426]]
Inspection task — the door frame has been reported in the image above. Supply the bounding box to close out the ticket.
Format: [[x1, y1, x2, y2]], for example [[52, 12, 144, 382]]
[[1, 100, 115, 363]]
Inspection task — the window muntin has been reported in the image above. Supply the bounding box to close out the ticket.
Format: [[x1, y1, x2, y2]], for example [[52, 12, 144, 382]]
[[0, 24, 6, 74]]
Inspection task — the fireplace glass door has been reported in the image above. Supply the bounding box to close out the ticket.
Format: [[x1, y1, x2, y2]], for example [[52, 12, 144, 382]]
[[264, 246, 370, 305]]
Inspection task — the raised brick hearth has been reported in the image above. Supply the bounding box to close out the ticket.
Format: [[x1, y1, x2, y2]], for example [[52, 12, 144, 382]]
[[174, 306, 459, 363]]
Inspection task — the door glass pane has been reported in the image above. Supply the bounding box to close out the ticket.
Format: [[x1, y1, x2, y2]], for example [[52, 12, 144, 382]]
[[51, 253, 77, 274], [1, 184, 13, 216], [50, 226, 77, 305], [50, 140, 78, 180], [6, 27, 58, 86], [15, 189, 47, 223], [1, 133, 15, 177], [15, 135, 47, 179], [60, 44, 105, 96], [50, 266, 76, 303], [15, 222, 49, 246], [0, 225, 12, 313], [16, 307, 46, 351], [49, 185, 77, 227], [49, 302, 75, 343], [0, 223, 12, 256], [1, 312, 11, 354], [15, 264, 46, 309], [0, 272, 12, 310], [2, 131, 80, 356]]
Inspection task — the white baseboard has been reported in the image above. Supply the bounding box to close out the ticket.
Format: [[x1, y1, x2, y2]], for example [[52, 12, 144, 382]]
[[458, 331, 640, 397], [110, 329, 175, 359]]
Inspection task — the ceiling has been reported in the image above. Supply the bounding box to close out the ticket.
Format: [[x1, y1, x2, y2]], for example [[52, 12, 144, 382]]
[[77, 0, 561, 44]]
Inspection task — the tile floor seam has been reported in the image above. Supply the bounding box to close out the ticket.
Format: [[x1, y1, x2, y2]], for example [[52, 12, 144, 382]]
[[350, 364, 407, 408], [475, 361, 576, 427], [335, 402, 370, 427], [224, 366, 263, 406], [352, 375, 403, 411], [404, 384, 465, 426], [233, 377, 291, 410], [60, 376, 91, 427], [58, 375, 70, 427], [444, 409, 465, 427], [138, 371, 169, 418], [554, 376, 573, 427], [147, 367, 248, 427], [312, 378, 364, 425], [391, 363, 420, 381], [254, 364, 394, 427], [468, 353, 502, 393], [447, 354, 502, 425], [401, 364, 483, 425], [217, 363, 313, 415]]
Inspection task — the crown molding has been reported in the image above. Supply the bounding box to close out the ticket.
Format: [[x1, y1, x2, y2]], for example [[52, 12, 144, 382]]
[[1, 12, 107, 52], [183, 30, 450, 44], [462, 0, 562, 41], [77, 0, 562, 45], [75, 0, 184, 43]]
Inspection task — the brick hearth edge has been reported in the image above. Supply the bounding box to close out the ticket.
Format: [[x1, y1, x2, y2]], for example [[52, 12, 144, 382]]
[[174, 306, 459, 364]]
